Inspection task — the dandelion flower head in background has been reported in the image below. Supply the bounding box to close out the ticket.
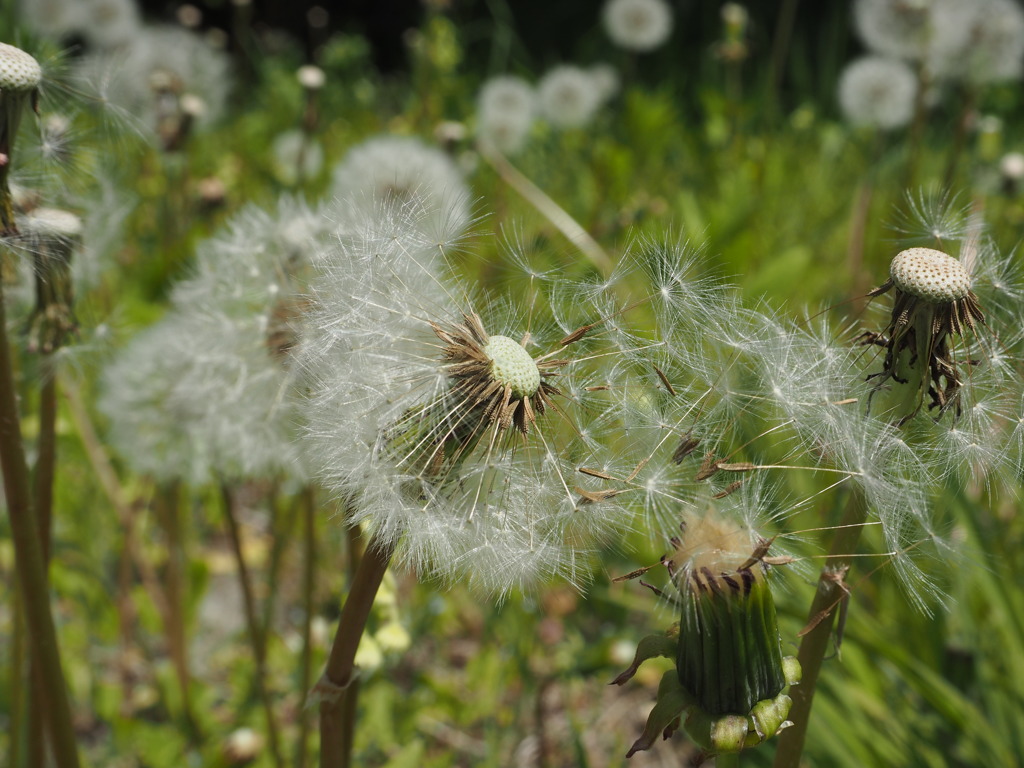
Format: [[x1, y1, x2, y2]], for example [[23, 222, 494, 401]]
[[927, 0, 1024, 85], [475, 75, 537, 155], [329, 134, 472, 239], [838, 56, 917, 130], [76, 24, 231, 137], [602, 0, 674, 53], [101, 196, 333, 486], [537, 65, 605, 130], [301, 199, 638, 596], [853, 0, 935, 62]]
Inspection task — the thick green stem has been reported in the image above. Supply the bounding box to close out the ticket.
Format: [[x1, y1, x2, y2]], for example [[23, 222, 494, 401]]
[[319, 534, 395, 768], [772, 491, 867, 768], [717, 752, 741, 768], [0, 285, 80, 768], [220, 484, 285, 768]]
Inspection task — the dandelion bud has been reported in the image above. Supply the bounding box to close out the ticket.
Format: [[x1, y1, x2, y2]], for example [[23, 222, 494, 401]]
[[0, 43, 42, 235]]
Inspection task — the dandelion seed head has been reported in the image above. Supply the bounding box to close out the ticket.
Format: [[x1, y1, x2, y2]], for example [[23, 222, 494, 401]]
[[602, 0, 674, 53], [330, 135, 472, 237], [838, 56, 917, 130], [302, 204, 635, 596], [476, 75, 536, 155], [537, 66, 603, 130], [928, 0, 1024, 85], [75, 25, 231, 136], [853, 0, 934, 61]]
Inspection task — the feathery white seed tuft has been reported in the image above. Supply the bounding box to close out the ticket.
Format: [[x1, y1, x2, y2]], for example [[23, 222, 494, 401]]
[[890, 247, 971, 302]]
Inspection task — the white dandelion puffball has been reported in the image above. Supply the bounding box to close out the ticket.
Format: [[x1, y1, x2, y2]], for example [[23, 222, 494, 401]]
[[853, 0, 935, 61], [838, 56, 917, 130], [476, 75, 536, 155], [272, 129, 325, 186], [589, 63, 621, 105], [537, 65, 604, 129], [330, 135, 472, 237], [301, 199, 637, 596], [76, 24, 231, 132], [17, 0, 85, 41], [927, 0, 1024, 85], [78, 0, 142, 50], [103, 197, 332, 485], [602, 0, 674, 53]]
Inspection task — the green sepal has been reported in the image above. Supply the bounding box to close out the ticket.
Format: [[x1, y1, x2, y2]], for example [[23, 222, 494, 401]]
[[747, 693, 792, 744], [782, 655, 802, 687], [610, 630, 679, 686], [625, 670, 695, 757]]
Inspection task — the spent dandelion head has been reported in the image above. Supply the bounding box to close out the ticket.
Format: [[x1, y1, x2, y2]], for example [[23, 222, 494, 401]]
[[0, 43, 42, 235], [853, 0, 935, 62]]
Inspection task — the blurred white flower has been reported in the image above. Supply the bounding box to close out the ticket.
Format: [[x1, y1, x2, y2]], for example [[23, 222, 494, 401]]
[[76, 24, 231, 137], [853, 0, 934, 62], [102, 197, 333, 486], [537, 65, 603, 130], [476, 75, 536, 155], [602, 0, 674, 53], [838, 56, 917, 130], [271, 129, 325, 186], [330, 135, 472, 239], [927, 0, 1024, 85]]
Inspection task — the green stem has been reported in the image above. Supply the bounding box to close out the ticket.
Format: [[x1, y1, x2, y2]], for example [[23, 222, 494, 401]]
[[772, 491, 867, 768], [319, 534, 395, 768], [0, 284, 80, 768], [294, 486, 317, 768], [717, 752, 741, 768], [220, 484, 285, 768]]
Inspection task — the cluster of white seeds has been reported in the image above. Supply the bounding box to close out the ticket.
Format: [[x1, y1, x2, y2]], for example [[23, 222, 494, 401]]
[[890, 247, 971, 302], [0, 43, 42, 91], [483, 335, 541, 399]]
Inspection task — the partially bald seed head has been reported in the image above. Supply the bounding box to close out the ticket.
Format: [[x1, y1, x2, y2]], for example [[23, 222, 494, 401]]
[[0, 43, 41, 92], [890, 247, 971, 303]]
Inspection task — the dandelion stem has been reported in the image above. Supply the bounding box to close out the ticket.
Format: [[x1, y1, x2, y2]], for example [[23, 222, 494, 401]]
[[477, 141, 614, 277], [294, 486, 318, 768], [717, 752, 742, 768], [0, 285, 81, 768], [318, 534, 395, 768], [28, 358, 58, 768], [219, 483, 285, 768], [771, 489, 867, 768]]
